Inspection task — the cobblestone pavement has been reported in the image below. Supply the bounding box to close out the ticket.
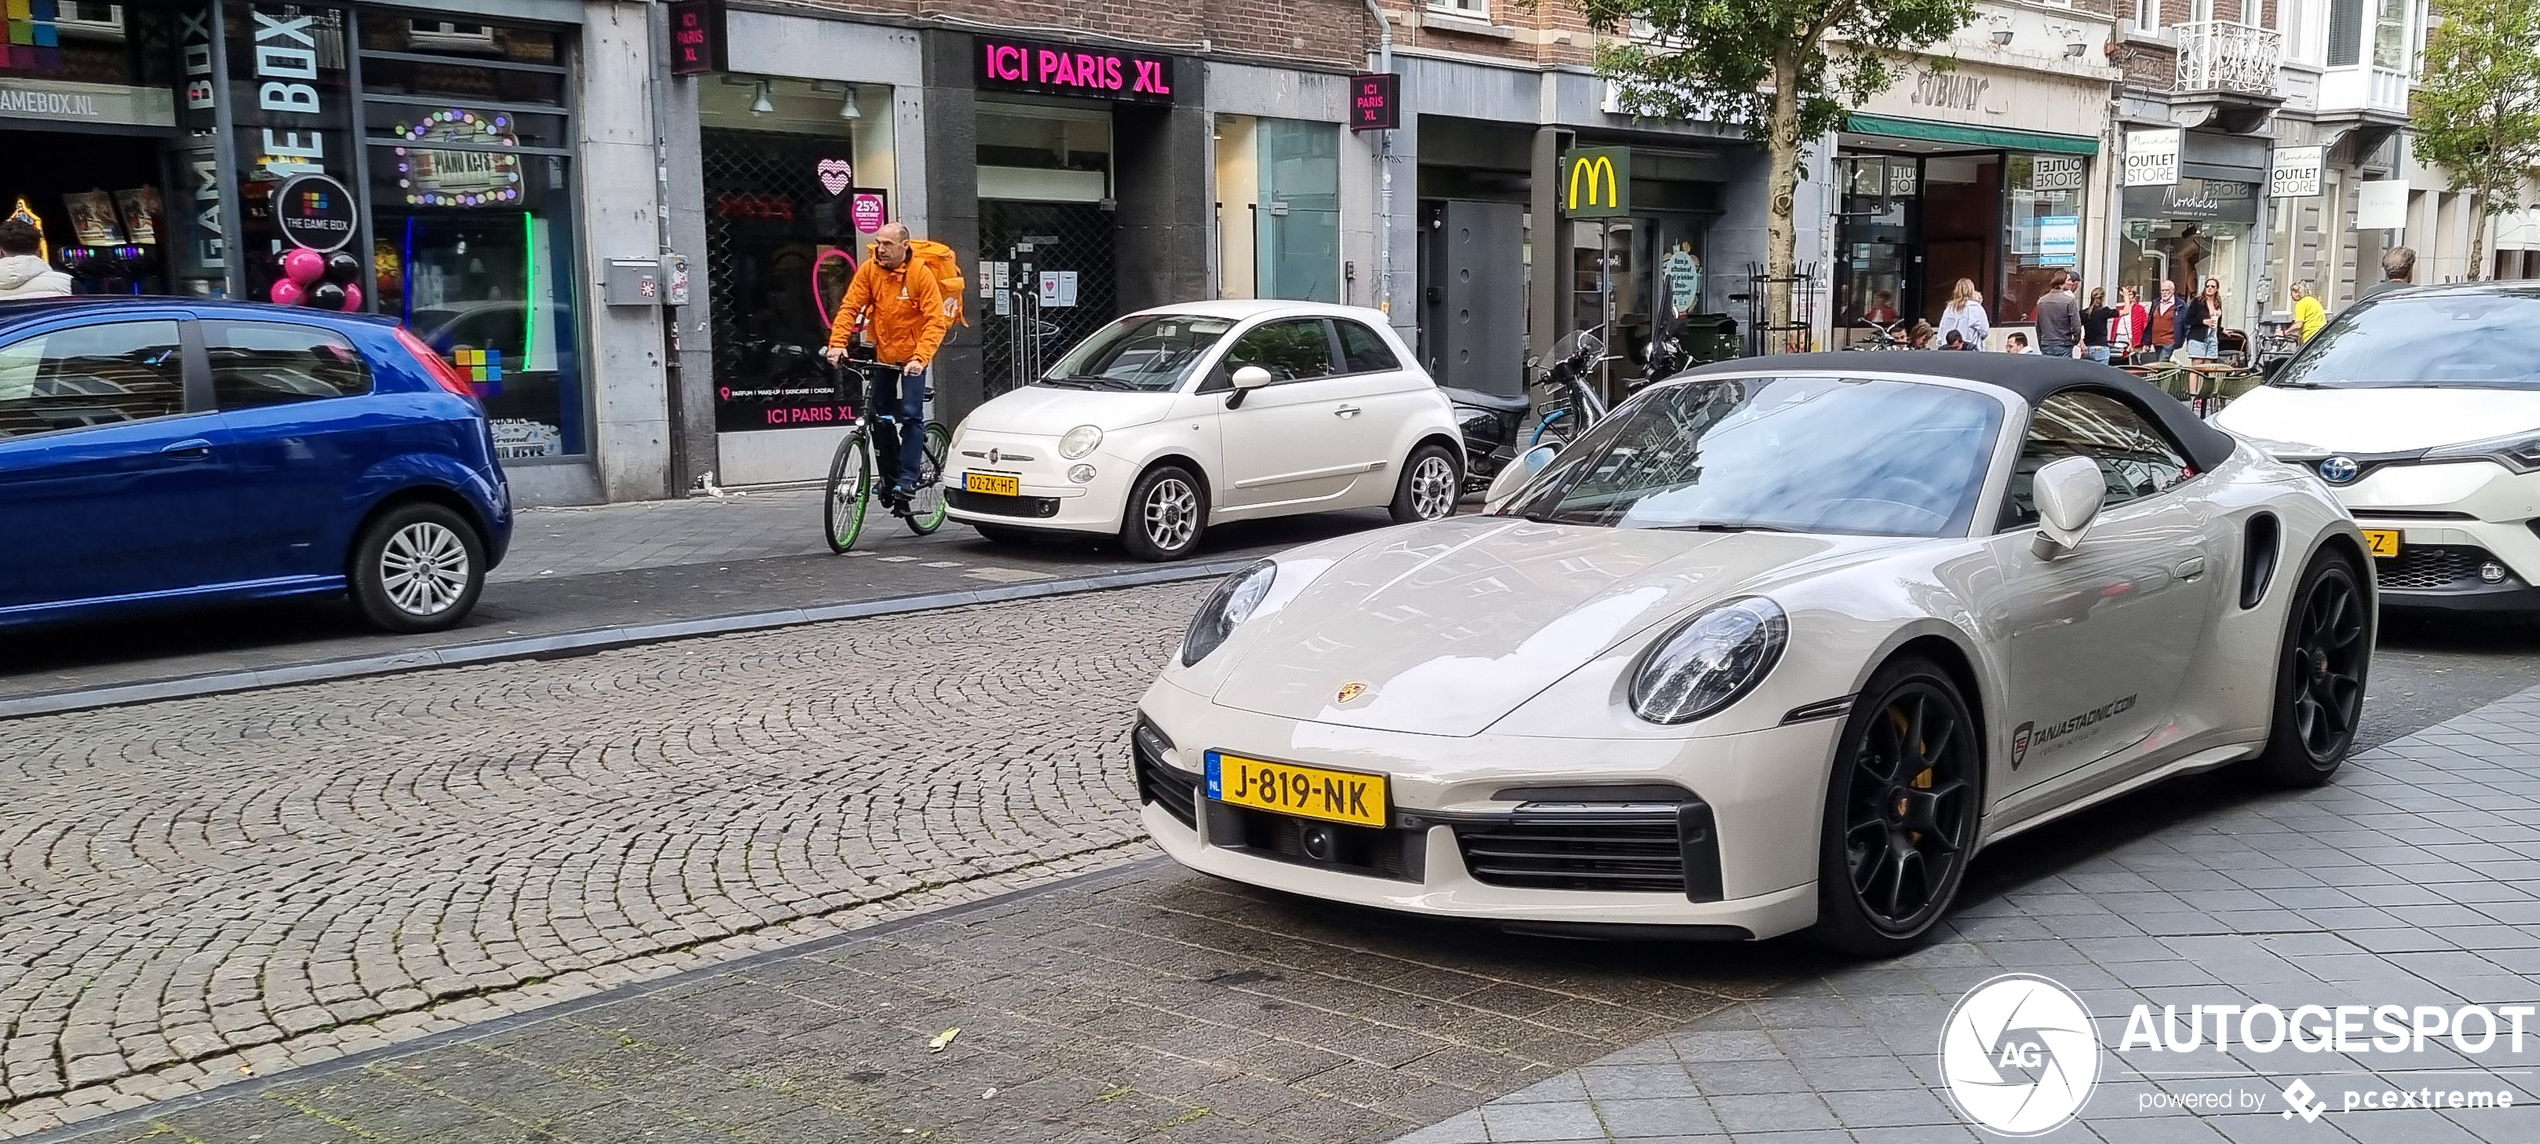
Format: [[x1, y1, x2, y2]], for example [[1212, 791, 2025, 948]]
[[0, 581, 1217, 1135], [1401, 686, 2540, 1143], [45, 866, 1793, 1144]]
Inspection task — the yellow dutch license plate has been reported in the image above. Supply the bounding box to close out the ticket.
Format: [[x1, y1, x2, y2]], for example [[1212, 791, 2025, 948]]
[[2363, 529, 2401, 558], [1205, 751, 1388, 828], [965, 471, 1021, 497]]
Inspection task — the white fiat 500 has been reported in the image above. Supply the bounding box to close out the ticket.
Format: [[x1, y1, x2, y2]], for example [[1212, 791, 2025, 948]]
[[2217, 282, 2540, 614], [943, 301, 1464, 560], [1135, 355, 2372, 955]]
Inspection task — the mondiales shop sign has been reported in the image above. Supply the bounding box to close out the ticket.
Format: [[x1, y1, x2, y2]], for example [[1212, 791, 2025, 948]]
[[978, 37, 1175, 104]]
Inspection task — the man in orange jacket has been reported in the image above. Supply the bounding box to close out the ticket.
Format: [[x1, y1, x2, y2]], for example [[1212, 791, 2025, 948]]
[[823, 223, 951, 501]]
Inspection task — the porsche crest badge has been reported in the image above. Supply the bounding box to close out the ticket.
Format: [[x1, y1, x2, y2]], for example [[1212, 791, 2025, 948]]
[[1336, 682, 1368, 704]]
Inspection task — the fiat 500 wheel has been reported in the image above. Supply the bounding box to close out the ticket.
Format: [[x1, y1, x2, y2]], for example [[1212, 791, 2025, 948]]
[[1121, 464, 1206, 561], [1391, 444, 1462, 524], [1809, 656, 1980, 957], [350, 502, 486, 633]]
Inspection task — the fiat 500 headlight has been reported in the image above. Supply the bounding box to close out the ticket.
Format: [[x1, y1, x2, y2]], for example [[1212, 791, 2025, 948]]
[[1060, 424, 1104, 460], [1180, 560, 1277, 667], [1629, 597, 1788, 724]]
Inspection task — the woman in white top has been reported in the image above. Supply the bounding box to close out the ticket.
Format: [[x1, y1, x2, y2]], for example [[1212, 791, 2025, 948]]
[[1936, 278, 1989, 350]]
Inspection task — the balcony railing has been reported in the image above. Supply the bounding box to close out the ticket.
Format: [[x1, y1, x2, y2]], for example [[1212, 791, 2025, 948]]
[[2318, 65, 2411, 116], [2175, 20, 2284, 97]]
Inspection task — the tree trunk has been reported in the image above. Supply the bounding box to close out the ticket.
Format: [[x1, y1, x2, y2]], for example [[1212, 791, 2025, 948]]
[[2472, 203, 2490, 281], [1765, 45, 1803, 353]]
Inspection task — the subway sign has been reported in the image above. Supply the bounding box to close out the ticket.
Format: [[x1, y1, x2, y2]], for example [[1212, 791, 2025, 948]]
[[1562, 147, 1631, 218], [978, 37, 1175, 105]]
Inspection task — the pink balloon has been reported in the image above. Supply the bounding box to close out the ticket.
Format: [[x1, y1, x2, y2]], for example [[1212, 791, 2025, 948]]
[[268, 278, 305, 306], [338, 284, 364, 312], [283, 247, 326, 285]]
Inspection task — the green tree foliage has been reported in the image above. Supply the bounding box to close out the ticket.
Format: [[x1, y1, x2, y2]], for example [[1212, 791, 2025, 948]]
[[1576, 0, 1975, 342], [2412, 0, 2540, 277]]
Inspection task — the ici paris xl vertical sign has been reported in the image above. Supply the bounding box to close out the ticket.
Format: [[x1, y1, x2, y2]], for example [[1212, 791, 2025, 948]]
[[977, 37, 1175, 104]]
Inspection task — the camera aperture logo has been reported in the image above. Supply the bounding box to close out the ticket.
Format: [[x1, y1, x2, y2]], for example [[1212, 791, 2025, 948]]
[[1940, 974, 2102, 1136]]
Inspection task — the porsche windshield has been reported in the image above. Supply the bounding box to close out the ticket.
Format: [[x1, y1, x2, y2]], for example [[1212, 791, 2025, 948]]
[[1501, 375, 2003, 538], [1040, 314, 1235, 391], [2276, 288, 2540, 389]]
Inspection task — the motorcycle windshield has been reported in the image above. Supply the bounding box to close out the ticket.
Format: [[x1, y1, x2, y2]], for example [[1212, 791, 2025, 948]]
[[1550, 329, 1603, 364]]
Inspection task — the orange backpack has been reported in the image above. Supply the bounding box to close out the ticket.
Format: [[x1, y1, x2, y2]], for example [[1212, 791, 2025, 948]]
[[906, 239, 970, 327]]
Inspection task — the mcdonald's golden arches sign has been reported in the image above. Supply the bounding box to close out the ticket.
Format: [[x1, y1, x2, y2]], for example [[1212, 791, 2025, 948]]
[[1561, 147, 1631, 218]]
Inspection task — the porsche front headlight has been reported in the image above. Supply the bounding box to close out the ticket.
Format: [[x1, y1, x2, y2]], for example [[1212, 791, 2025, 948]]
[[1180, 560, 1277, 667], [1629, 597, 1788, 724], [1060, 424, 1105, 459]]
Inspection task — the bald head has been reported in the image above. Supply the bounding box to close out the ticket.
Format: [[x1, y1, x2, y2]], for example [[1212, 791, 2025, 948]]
[[872, 223, 912, 269]]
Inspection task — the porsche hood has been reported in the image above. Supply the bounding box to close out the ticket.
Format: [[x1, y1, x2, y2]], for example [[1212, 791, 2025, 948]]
[[1206, 517, 1892, 737]]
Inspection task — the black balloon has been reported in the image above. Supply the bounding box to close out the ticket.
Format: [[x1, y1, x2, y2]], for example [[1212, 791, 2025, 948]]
[[324, 251, 363, 284], [307, 281, 347, 310]]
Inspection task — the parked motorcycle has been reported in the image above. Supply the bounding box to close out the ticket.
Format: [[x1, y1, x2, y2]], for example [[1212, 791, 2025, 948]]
[[1444, 325, 1614, 495]]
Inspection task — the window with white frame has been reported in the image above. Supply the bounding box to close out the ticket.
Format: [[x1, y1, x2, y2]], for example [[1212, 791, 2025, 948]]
[[2133, 0, 2157, 32], [1430, 0, 1489, 18]]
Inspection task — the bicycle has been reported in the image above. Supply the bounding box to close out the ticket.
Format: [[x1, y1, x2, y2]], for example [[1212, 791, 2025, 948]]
[[1845, 318, 1910, 350], [822, 358, 952, 553]]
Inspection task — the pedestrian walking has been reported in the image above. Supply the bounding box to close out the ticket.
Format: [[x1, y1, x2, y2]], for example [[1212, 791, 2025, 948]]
[[2033, 270, 2082, 358], [1938, 278, 1990, 351], [2292, 281, 2326, 343], [0, 218, 71, 300], [2365, 248, 2415, 299], [823, 222, 954, 506], [2146, 280, 2182, 363], [2081, 287, 2117, 365]]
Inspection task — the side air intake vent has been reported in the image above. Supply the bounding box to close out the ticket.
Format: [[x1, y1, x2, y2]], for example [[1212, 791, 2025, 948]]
[[2241, 513, 2280, 610]]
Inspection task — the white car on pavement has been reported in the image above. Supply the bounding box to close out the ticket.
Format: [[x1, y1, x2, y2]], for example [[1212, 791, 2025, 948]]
[[1133, 354, 2372, 954], [2217, 282, 2540, 614], [943, 301, 1464, 560]]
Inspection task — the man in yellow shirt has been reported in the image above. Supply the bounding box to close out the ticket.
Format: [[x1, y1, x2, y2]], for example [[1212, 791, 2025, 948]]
[[2292, 281, 2327, 343]]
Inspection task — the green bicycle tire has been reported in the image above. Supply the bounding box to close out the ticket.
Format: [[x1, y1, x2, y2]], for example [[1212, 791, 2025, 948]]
[[824, 430, 873, 553], [904, 422, 951, 536]]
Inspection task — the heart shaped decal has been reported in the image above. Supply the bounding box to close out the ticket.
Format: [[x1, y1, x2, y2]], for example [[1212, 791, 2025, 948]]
[[816, 158, 852, 196]]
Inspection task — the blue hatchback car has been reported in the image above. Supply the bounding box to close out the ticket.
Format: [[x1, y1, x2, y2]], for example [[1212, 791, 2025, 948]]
[[0, 299, 513, 633]]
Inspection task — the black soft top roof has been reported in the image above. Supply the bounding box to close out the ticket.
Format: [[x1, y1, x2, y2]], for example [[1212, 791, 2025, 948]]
[[1676, 351, 2240, 471]]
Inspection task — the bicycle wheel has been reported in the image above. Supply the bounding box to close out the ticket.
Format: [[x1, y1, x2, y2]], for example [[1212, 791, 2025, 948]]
[[903, 422, 951, 535], [1530, 408, 1570, 448], [824, 429, 873, 553]]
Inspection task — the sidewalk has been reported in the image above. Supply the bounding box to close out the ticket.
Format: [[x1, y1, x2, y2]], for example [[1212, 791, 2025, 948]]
[[0, 489, 1389, 718], [1403, 688, 2540, 1143]]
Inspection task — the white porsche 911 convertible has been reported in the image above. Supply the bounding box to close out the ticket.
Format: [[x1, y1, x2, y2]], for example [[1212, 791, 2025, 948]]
[[1131, 354, 2374, 955]]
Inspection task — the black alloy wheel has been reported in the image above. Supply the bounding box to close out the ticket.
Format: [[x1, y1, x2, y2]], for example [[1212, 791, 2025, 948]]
[[1812, 658, 1979, 956], [2253, 555, 2368, 787]]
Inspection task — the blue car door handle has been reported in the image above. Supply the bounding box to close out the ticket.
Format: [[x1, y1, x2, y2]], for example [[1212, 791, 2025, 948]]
[[160, 438, 213, 457]]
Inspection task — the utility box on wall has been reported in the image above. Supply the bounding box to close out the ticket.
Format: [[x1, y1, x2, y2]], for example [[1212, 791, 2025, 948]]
[[604, 258, 663, 306], [1420, 200, 1527, 396]]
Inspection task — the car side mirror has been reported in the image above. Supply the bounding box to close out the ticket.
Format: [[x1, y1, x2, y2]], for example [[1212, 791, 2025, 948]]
[[2031, 455, 2106, 558], [1225, 365, 1273, 409], [1485, 443, 1561, 512]]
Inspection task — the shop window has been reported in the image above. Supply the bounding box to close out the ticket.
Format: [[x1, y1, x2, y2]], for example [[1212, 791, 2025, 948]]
[[206, 320, 372, 408], [0, 321, 184, 439], [2004, 154, 2086, 326], [362, 12, 583, 460]]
